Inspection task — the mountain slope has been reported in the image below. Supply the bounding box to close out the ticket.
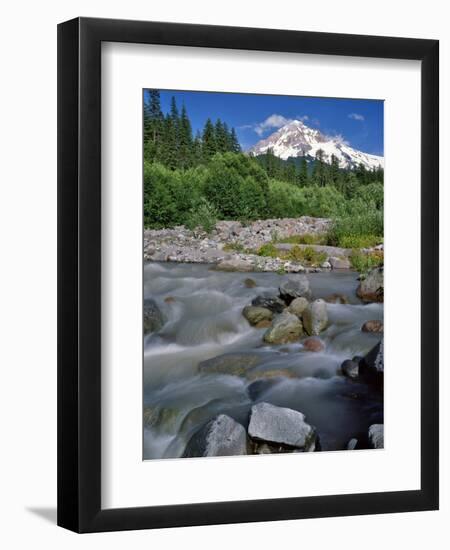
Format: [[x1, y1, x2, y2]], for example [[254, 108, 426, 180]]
[[248, 119, 383, 170]]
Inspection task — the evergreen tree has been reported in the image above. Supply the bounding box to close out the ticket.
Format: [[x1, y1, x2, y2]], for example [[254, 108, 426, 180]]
[[283, 159, 297, 184], [297, 158, 309, 187], [178, 104, 193, 169], [159, 97, 180, 169], [202, 118, 217, 160], [312, 149, 327, 186], [143, 89, 164, 162], [215, 119, 228, 152], [192, 130, 203, 165], [330, 154, 341, 186], [229, 128, 241, 153]]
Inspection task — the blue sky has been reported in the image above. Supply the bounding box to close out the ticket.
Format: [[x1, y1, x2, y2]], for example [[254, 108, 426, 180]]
[[154, 90, 384, 156]]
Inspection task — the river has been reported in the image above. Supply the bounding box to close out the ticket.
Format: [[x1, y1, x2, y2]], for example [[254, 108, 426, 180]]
[[143, 262, 383, 459]]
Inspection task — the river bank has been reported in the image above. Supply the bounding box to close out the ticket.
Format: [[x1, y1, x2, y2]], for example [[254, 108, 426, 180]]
[[144, 216, 383, 273]]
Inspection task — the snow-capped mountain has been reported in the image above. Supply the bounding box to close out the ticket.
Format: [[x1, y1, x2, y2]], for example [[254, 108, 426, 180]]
[[248, 119, 384, 170]]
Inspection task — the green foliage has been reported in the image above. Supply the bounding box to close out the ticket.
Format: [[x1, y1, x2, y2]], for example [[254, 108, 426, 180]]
[[339, 234, 383, 249], [327, 212, 383, 247], [275, 233, 327, 245], [204, 153, 269, 220], [350, 249, 384, 272], [185, 198, 218, 233], [257, 243, 279, 257]]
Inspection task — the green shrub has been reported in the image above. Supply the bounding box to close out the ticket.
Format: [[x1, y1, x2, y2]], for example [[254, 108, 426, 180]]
[[287, 245, 327, 265], [327, 212, 383, 247], [350, 249, 384, 272], [257, 243, 279, 257], [185, 198, 218, 233], [339, 234, 383, 249], [204, 153, 269, 220], [275, 233, 327, 245]]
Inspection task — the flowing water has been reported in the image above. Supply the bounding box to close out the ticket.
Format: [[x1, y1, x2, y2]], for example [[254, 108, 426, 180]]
[[143, 262, 383, 459]]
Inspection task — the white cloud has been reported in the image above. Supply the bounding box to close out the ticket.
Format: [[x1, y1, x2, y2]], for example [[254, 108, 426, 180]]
[[348, 113, 365, 121], [254, 114, 293, 136]]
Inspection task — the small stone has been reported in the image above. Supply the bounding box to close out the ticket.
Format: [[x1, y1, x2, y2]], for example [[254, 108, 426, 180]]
[[279, 275, 312, 304], [263, 312, 303, 344], [251, 295, 286, 314], [242, 305, 273, 326], [164, 296, 176, 303], [357, 266, 384, 303], [243, 277, 257, 288], [287, 297, 309, 317], [302, 337, 325, 352], [368, 424, 384, 449], [347, 438, 358, 450], [143, 298, 164, 334], [248, 402, 316, 452], [183, 415, 248, 457], [321, 261, 331, 269], [329, 256, 351, 269], [361, 320, 384, 333], [302, 299, 328, 336], [341, 359, 359, 379]]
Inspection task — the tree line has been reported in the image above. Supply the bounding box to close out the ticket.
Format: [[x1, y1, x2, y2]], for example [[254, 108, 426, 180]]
[[253, 148, 384, 191], [144, 90, 241, 169]]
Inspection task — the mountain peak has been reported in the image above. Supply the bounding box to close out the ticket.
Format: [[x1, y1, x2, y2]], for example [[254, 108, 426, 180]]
[[248, 120, 383, 170]]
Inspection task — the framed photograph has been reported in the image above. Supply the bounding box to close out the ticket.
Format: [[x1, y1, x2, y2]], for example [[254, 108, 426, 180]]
[[57, 17, 439, 533]]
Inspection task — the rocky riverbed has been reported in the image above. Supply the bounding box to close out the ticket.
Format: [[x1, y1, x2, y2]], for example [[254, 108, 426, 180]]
[[144, 216, 383, 273], [143, 262, 384, 459]]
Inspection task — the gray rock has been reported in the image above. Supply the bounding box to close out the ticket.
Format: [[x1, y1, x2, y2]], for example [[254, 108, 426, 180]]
[[368, 424, 384, 449], [248, 402, 316, 451], [287, 296, 309, 317], [302, 299, 328, 336], [341, 359, 359, 380], [183, 415, 248, 457], [198, 352, 263, 377], [263, 312, 303, 344], [357, 266, 384, 303], [143, 298, 164, 334], [215, 257, 254, 272], [279, 275, 312, 303], [242, 305, 273, 326], [347, 438, 358, 450], [359, 340, 384, 388], [251, 295, 286, 314], [329, 256, 351, 269]]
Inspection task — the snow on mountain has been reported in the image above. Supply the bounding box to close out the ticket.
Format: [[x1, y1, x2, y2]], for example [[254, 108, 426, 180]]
[[248, 119, 383, 170]]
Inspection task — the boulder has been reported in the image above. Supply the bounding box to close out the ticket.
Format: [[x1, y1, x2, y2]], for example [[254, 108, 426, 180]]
[[359, 340, 384, 389], [243, 277, 257, 288], [287, 296, 309, 317], [183, 415, 248, 457], [302, 337, 325, 352], [361, 320, 384, 333], [143, 298, 164, 334], [215, 257, 254, 272], [279, 275, 312, 304], [248, 402, 317, 452], [263, 312, 303, 344], [242, 305, 273, 326], [341, 359, 359, 380], [329, 256, 351, 269], [302, 299, 328, 336], [251, 295, 286, 314], [368, 424, 384, 449], [198, 352, 263, 377], [357, 266, 384, 302]]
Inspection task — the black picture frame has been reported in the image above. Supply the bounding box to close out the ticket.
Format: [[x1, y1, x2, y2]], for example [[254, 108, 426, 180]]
[[57, 17, 439, 533]]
